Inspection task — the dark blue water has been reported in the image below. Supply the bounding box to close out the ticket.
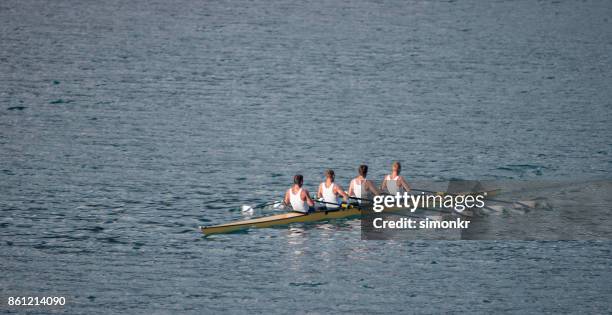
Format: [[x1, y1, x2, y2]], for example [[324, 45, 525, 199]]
[[1, 0, 611, 313]]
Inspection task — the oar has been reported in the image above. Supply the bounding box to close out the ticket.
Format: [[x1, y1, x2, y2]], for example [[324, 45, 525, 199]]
[[312, 198, 351, 209], [276, 197, 352, 213], [484, 197, 536, 209], [349, 191, 530, 216], [413, 188, 528, 206], [350, 195, 473, 218], [348, 195, 458, 217], [240, 200, 283, 213], [410, 188, 447, 195], [411, 188, 500, 197], [410, 188, 536, 212]]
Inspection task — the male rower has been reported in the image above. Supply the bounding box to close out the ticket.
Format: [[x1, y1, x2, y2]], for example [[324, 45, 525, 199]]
[[381, 161, 411, 195], [317, 169, 349, 210], [283, 174, 315, 213], [348, 164, 380, 203]]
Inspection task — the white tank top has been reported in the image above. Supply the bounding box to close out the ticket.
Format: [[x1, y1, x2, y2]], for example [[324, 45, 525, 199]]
[[351, 178, 366, 204], [321, 182, 339, 209], [352, 178, 365, 199], [289, 188, 308, 212], [385, 175, 403, 195]]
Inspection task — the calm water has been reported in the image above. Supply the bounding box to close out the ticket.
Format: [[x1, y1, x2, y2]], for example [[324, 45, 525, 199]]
[[1, 0, 611, 313]]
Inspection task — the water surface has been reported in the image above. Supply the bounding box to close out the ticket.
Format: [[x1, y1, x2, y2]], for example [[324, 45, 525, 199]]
[[1, 0, 611, 313]]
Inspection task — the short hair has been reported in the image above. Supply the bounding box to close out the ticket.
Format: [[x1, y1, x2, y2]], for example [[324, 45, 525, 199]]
[[293, 174, 304, 186], [324, 169, 335, 178], [358, 165, 368, 177]]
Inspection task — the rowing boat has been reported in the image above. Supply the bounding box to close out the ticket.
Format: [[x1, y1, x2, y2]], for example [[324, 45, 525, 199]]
[[200, 189, 500, 236], [201, 205, 363, 236]]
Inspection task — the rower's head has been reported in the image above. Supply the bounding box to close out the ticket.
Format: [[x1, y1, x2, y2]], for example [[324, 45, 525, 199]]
[[293, 174, 304, 187], [392, 161, 401, 173], [358, 164, 368, 177], [324, 169, 335, 181]]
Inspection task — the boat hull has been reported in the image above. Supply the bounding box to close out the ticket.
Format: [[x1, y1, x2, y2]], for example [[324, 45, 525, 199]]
[[201, 207, 363, 236]]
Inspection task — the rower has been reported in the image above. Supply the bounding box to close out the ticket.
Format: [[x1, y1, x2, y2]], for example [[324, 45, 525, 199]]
[[348, 164, 380, 203], [381, 161, 411, 195], [283, 174, 315, 213], [317, 169, 349, 210]]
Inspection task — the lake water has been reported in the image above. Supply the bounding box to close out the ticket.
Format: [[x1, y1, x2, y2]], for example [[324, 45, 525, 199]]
[[1, 0, 611, 313]]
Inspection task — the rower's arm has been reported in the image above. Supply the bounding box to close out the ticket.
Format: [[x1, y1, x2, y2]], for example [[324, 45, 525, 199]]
[[283, 190, 290, 205], [335, 184, 349, 202], [303, 189, 315, 207], [381, 178, 388, 192], [366, 180, 381, 195], [399, 176, 411, 192], [347, 180, 354, 196], [316, 184, 323, 199]]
